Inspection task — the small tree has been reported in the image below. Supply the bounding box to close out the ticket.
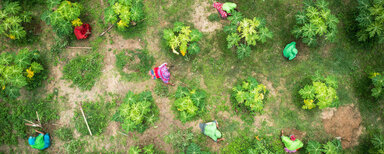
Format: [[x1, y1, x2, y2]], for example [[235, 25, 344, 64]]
[[163, 22, 203, 57], [292, 0, 339, 46], [299, 75, 339, 109], [41, 0, 83, 37], [0, 2, 32, 40], [370, 72, 384, 98], [356, 0, 384, 43], [172, 86, 206, 122], [104, 0, 145, 31], [225, 11, 273, 59]]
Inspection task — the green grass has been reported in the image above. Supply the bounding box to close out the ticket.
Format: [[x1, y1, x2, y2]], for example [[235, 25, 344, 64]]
[[115, 49, 154, 81]]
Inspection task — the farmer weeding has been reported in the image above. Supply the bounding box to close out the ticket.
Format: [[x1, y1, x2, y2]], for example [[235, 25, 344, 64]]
[[28, 130, 51, 150], [149, 63, 175, 85], [213, 2, 237, 19], [74, 23, 92, 40], [199, 120, 225, 142], [281, 130, 303, 153]]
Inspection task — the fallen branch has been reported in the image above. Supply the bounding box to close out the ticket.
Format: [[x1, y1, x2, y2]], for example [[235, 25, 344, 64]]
[[24, 111, 43, 128], [80, 103, 93, 136], [67, 47, 92, 49], [36, 111, 42, 127], [100, 25, 114, 36]]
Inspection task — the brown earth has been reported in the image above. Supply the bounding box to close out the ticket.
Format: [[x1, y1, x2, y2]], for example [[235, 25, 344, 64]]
[[322, 104, 363, 149], [190, 1, 222, 33]]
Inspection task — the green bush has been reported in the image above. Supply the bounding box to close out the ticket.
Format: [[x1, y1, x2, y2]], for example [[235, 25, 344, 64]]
[[370, 134, 384, 153], [223, 133, 281, 153], [41, 0, 83, 37], [113, 91, 159, 133], [62, 53, 103, 91], [0, 1, 32, 40], [356, 0, 384, 43], [292, 0, 339, 46], [0, 93, 59, 145], [172, 86, 207, 123], [299, 75, 339, 109], [73, 100, 114, 136], [370, 72, 384, 98], [0, 49, 45, 99], [186, 143, 210, 154], [104, 0, 145, 31], [231, 77, 268, 115], [115, 49, 154, 81], [306, 139, 342, 154], [163, 22, 203, 57], [224, 11, 273, 59], [54, 127, 73, 141]]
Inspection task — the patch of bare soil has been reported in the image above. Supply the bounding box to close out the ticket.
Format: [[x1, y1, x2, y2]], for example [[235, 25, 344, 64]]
[[282, 128, 307, 139], [106, 34, 143, 50], [191, 1, 222, 33], [322, 104, 363, 149], [295, 41, 309, 61], [257, 74, 277, 96]]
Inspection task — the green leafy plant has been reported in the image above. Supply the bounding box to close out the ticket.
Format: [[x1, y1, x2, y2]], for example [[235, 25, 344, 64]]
[[0, 1, 31, 40], [231, 77, 268, 115], [62, 53, 103, 91], [0, 49, 45, 99], [113, 91, 159, 133], [54, 127, 73, 141], [173, 86, 207, 122], [128, 144, 159, 154], [163, 22, 203, 57], [356, 0, 384, 43], [292, 0, 339, 46], [370, 72, 384, 98], [224, 11, 273, 59], [299, 75, 338, 109], [186, 143, 210, 154], [73, 100, 114, 136], [306, 139, 342, 154], [41, 0, 82, 37], [104, 0, 144, 31], [370, 134, 384, 153], [115, 49, 154, 81]]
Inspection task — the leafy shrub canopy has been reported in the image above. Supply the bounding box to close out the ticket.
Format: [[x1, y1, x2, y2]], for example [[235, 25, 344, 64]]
[[370, 72, 384, 98], [163, 22, 203, 57], [0, 1, 32, 40], [356, 0, 384, 43], [173, 86, 207, 122], [231, 77, 268, 114], [62, 53, 103, 91], [299, 75, 338, 109], [104, 0, 145, 31], [0, 49, 45, 99], [306, 139, 342, 154], [225, 11, 273, 59], [292, 0, 339, 46], [113, 91, 159, 133]]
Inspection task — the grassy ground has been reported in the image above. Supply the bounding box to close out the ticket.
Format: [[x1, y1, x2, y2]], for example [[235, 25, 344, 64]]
[[1, 0, 384, 153]]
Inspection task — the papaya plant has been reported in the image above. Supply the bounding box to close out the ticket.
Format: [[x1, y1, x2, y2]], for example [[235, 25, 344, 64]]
[[0, 49, 44, 99], [0, 1, 32, 40], [173, 86, 206, 122], [292, 0, 339, 46], [113, 91, 159, 133], [306, 139, 342, 154], [299, 75, 338, 109], [370, 72, 384, 98], [225, 11, 273, 59], [104, 0, 144, 31], [356, 0, 384, 43], [231, 77, 268, 114], [163, 22, 203, 57], [41, 0, 83, 37]]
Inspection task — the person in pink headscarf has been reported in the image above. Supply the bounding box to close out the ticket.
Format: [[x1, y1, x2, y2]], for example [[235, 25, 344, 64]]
[[148, 63, 175, 85]]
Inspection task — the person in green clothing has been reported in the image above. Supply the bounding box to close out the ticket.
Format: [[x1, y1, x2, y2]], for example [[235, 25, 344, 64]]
[[283, 42, 298, 60], [281, 130, 303, 153], [199, 120, 225, 142], [222, 2, 237, 14], [28, 130, 51, 150]]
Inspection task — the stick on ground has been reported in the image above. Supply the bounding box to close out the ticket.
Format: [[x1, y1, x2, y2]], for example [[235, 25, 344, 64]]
[[80, 103, 93, 136], [100, 25, 114, 36]]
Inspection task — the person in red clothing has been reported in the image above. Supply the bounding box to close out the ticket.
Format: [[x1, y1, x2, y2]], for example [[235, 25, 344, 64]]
[[149, 63, 175, 85], [74, 23, 91, 40]]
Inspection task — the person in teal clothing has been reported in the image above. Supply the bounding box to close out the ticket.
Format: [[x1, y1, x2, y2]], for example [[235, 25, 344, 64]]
[[199, 120, 225, 142], [283, 42, 298, 60], [28, 130, 51, 150], [281, 130, 303, 153]]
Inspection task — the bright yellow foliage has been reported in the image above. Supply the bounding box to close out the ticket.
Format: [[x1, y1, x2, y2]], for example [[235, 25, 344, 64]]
[[2, 85, 5, 90], [117, 20, 128, 28], [71, 18, 83, 27], [180, 50, 186, 56], [8, 34, 15, 40], [26, 67, 34, 79], [370, 72, 381, 79], [302, 99, 316, 109]]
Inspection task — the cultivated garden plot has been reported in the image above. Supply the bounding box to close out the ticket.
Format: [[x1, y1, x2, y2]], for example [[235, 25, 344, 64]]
[[0, 0, 384, 153]]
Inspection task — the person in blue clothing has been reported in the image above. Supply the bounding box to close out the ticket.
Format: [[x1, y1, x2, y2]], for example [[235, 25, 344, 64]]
[[28, 130, 50, 150]]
